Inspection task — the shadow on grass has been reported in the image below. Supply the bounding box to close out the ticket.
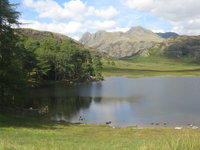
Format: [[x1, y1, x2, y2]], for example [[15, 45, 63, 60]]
[[0, 112, 73, 130]]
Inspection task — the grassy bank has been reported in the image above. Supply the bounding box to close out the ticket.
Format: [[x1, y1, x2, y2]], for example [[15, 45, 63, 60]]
[[0, 113, 200, 150], [102, 56, 200, 77]]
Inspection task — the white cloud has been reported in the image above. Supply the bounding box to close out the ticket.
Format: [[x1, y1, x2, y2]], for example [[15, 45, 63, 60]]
[[71, 36, 81, 41], [22, 0, 119, 37], [107, 27, 130, 32], [125, 0, 154, 11], [123, 0, 200, 35], [88, 6, 119, 20], [85, 20, 116, 30], [152, 29, 165, 33], [23, 0, 119, 21], [171, 19, 200, 35], [23, 0, 86, 21], [20, 19, 117, 38], [20, 19, 83, 34]]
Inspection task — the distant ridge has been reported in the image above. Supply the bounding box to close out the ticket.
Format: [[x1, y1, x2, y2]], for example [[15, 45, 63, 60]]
[[17, 28, 74, 41], [157, 32, 179, 39]]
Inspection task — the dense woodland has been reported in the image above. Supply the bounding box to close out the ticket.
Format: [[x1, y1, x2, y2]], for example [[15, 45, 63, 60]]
[[0, 0, 103, 104], [21, 35, 103, 82]]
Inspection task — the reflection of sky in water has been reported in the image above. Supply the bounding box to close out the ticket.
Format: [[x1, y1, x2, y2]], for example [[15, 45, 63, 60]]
[[29, 77, 200, 126]]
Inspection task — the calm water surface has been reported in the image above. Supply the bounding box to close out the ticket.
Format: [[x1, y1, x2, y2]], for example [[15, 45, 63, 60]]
[[21, 77, 200, 126]]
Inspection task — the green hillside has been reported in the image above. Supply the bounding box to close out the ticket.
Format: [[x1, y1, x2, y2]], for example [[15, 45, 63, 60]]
[[102, 56, 200, 77], [17, 28, 108, 58], [102, 34, 200, 77]]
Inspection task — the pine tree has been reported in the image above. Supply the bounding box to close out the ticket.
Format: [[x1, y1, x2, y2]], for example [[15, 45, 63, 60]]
[[0, 0, 24, 104], [0, 0, 20, 32]]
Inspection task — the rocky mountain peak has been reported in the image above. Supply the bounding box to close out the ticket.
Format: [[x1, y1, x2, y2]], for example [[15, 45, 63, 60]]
[[125, 26, 159, 39], [79, 26, 164, 58], [128, 26, 148, 32], [80, 32, 92, 44]]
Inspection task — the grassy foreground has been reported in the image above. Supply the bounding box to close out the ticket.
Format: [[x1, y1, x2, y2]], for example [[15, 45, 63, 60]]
[[0, 113, 200, 150], [102, 56, 200, 77]]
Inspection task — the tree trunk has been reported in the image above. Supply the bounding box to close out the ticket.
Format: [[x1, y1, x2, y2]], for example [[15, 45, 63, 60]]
[[0, 0, 3, 33], [0, 85, 5, 104], [55, 68, 57, 81]]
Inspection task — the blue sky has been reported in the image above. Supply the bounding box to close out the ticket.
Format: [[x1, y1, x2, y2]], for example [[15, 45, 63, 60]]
[[10, 0, 200, 39]]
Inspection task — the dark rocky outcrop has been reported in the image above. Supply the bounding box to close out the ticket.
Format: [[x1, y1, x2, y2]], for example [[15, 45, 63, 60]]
[[164, 36, 200, 58]]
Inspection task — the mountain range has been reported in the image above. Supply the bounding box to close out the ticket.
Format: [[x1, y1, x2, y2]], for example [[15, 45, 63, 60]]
[[79, 26, 180, 58], [18, 27, 200, 60]]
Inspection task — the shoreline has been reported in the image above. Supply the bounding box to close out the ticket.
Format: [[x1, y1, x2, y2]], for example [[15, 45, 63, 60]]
[[1, 111, 199, 130], [53, 120, 199, 130]]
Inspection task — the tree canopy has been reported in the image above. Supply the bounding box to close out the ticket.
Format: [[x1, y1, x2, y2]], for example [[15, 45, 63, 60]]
[[0, 0, 103, 104], [0, 0, 25, 103], [23, 36, 103, 82]]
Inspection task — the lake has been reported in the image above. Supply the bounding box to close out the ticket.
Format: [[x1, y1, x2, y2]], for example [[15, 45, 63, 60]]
[[19, 76, 200, 127]]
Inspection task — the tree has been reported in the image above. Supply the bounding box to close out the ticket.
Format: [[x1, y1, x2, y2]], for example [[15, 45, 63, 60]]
[[92, 56, 103, 79], [18, 31, 103, 84], [0, 0, 24, 104], [34, 56, 50, 81], [0, 0, 20, 32]]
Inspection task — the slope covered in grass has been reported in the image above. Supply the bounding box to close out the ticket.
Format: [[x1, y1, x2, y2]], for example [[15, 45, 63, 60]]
[[102, 56, 200, 77]]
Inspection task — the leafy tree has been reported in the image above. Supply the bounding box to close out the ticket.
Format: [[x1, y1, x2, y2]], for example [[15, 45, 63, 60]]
[[0, 0, 20, 31], [34, 56, 50, 81], [0, 0, 26, 103], [92, 56, 103, 79], [111, 61, 116, 66], [20, 34, 103, 84], [20, 32, 103, 84], [0, 0, 103, 105]]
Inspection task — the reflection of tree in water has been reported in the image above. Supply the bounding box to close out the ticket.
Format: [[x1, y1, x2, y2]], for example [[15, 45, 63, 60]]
[[14, 93, 92, 120], [13, 83, 94, 120], [93, 97, 102, 103], [49, 96, 92, 120], [11, 88, 39, 108]]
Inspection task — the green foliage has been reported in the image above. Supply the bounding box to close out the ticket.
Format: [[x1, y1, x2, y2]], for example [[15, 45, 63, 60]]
[[0, 0, 103, 104], [22, 36, 103, 82], [93, 56, 103, 79], [33, 56, 50, 80], [0, 0, 20, 30], [111, 61, 116, 66], [0, 0, 27, 103]]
